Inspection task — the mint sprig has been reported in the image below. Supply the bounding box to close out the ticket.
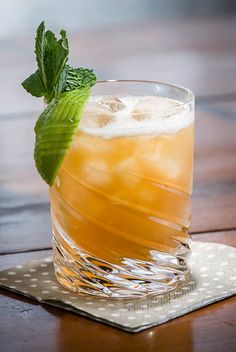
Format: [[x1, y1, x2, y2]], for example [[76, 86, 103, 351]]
[[22, 21, 96, 103], [21, 21, 97, 185], [22, 22, 69, 103]]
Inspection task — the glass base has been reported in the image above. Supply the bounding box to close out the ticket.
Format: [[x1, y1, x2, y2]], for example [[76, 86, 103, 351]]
[[52, 228, 191, 299]]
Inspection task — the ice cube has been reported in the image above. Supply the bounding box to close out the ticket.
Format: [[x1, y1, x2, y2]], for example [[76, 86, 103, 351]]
[[99, 96, 125, 112], [79, 101, 114, 129], [132, 97, 182, 121], [80, 159, 111, 187], [72, 133, 111, 155], [158, 158, 182, 180], [115, 157, 141, 188]]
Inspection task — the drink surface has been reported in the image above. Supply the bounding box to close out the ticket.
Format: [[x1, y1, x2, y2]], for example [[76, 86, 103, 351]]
[[50, 95, 194, 264]]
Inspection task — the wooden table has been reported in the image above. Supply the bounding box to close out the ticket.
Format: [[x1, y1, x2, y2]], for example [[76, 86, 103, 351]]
[[1, 16, 236, 352]]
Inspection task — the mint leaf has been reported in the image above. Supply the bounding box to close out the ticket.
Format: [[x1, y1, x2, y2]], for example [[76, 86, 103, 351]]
[[22, 21, 69, 103], [35, 22, 69, 102], [34, 88, 90, 185], [64, 66, 96, 91], [41, 29, 69, 102], [22, 70, 45, 97], [34, 21, 47, 92]]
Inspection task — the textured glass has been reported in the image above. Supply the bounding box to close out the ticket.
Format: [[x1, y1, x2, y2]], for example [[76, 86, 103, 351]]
[[50, 80, 195, 298]]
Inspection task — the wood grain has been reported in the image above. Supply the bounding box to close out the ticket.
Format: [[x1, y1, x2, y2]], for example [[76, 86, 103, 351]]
[[1, 16, 236, 115], [193, 230, 236, 246], [0, 250, 51, 271], [0, 290, 235, 352], [192, 104, 236, 233]]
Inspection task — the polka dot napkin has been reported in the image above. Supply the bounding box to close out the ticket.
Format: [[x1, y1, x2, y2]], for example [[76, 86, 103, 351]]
[[0, 241, 236, 333]]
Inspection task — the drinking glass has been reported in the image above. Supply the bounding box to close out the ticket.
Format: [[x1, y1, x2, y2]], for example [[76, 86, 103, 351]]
[[50, 80, 194, 298]]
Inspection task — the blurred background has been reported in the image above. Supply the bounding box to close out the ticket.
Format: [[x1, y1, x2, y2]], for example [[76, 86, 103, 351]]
[[1, 0, 236, 114]]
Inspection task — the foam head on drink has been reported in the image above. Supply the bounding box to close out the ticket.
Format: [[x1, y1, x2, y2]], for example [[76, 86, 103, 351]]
[[50, 95, 194, 264]]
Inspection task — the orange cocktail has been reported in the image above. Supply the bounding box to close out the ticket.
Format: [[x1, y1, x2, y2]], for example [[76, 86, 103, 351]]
[[50, 81, 194, 298]]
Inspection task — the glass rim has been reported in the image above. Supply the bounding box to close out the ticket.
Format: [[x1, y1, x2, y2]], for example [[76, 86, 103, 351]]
[[82, 79, 195, 134], [94, 79, 195, 106]]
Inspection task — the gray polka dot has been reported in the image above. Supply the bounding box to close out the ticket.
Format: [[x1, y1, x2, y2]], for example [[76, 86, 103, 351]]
[[111, 313, 119, 317], [198, 288, 206, 291], [200, 267, 207, 272], [201, 274, 208, 278]]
